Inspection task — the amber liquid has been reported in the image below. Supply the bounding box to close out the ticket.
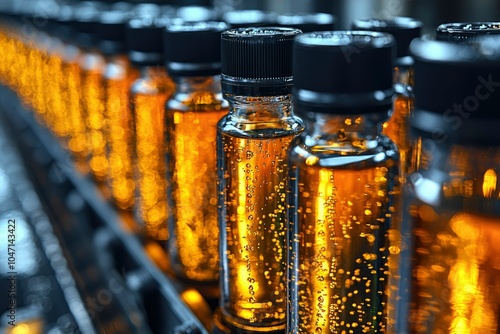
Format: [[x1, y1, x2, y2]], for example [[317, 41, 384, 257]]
[[33, 48, 49, 124], [409, 209, 500, 333], [46, 52, 70, 138], [289, 164, 394, 334], [405, 143, 500, 333], [16, 40, 31, 106], [219, 134, 295, 329], [410, 205, 500, 334], [166, 108, 227, 283], [64, 60, 87, 161], [81, 55, 106, 180], [132, 92, 170, 240], [104, 67, 139, 209]]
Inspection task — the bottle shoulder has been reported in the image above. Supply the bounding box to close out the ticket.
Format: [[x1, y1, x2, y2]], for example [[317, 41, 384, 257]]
[[131, 75, 172, 96], [218, 113, 305, 139], [166, 91, 229, 112], [289, 134, 398, 169]]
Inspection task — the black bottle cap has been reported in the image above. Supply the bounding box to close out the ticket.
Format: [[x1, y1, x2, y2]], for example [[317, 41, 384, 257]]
[[277, 12, 336, 33], [126, 16, 169, 66], [222, 10, 277, 29], [164, 21, 228, 76], [436, 22, 500, 43], [97, 10, 130, 56], [293, 31, 395, 114], [410, 36, 500, 145], [352, 17, 422, 67], [221, 27, 302, 96]]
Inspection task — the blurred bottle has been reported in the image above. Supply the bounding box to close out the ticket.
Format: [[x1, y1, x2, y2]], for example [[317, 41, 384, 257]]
[[175, 5, 217, 23], [74, 2, 107, 176], [276, 12, 336, 32], [98, 9, 139, 209], [127, 16, 174, 240], [163, 21, 229, 292], [53, 4, 88, 160], [436, 22, 500, 43], [43, 11, 72, 139], [402, 36, 500, 334], [288, 31, 398, 334], [214, 27, 304, 334]]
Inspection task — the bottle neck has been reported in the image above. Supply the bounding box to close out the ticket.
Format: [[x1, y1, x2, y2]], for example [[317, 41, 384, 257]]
[[224, 94, 293, 120], [299, 110, 387, 142], [173, 75, 221, 94], [139, 65, 167, 79], [394, 65, 414, 92]]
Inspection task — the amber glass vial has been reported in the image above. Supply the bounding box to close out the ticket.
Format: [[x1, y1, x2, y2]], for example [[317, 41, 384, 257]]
[[73, 4, 107, 177], [127, 17, 174, 240], [402, 36, 500, 334], [98, 10, 139, 209], [53, 5, 87, 160], [288, 31, 398, 334], [352, 18, 423, 330], [214, 27, 304, 334], [163, 21, 229, 288]]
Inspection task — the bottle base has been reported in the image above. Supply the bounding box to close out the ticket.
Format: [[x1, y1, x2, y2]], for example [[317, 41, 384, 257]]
[[212, 308, 285, 334]]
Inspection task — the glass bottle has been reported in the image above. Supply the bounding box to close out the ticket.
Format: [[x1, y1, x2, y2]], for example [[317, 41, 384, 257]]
[[287, 31, 398, 334], [352, 17, 423, 178], [98, 9, 139, 209], [55, 4, 87, 160], [403, 35, 500, 334], [352, 17, 423, 331], [163, 21, 229, 292], [44, 15, 70, 139], [74, 3, 107, 176], [436, 22, 500, 43], [127, 17, 174, 241], [214, 27, 304, 334]]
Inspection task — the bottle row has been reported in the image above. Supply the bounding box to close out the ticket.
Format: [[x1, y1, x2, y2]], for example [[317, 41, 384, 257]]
[[1, 1, 500, 333]]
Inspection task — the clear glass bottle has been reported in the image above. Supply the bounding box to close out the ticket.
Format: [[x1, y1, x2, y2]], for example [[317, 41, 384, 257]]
[[287, 31, 398, 334], [352, 17, 423, 178], [403, 35, 500, 334], [214, 27, 303, 334], [163, 21, 229, 291], [352, 18, 423, 330], [127, 17, 174, 240], [98, 9, 140, 209]]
